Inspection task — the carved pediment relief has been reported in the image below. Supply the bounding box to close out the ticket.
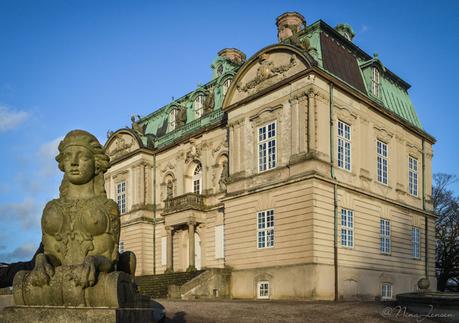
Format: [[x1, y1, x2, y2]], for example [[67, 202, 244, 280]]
[[335, 105, 357, 124], [406, 142, 422, 157], [106, 132, 140, 160], [224, 45, 313, 109]]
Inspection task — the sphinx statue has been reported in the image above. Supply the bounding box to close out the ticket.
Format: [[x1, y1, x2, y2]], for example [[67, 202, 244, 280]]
[[12, 130, 143, 308]]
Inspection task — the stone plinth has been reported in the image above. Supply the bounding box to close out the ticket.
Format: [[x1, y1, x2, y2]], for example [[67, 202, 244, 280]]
[[0, 305, 162, 323]]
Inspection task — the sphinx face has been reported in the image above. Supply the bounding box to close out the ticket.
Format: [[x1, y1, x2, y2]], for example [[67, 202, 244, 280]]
[[62, 145, 96, 185]]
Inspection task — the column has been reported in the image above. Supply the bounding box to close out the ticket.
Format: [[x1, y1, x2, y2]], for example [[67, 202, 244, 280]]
[[165, 226, 173, 273], [187, 221, 196, 272]]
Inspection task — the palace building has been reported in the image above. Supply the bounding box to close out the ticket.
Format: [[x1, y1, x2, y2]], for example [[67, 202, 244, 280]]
[[104, 12, 436, 300]]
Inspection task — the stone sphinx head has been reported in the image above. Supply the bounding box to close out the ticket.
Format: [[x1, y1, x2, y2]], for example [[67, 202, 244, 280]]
[[55, 130, 109, 198]]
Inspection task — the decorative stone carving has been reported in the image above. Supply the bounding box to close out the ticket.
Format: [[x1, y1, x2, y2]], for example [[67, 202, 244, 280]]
[[236, 53, 297, 93], [212, 140, 229, 157], [12, 130, 150, 309], [374, 125, 394, 143], [219, 160, 229, 192], [160, 161, 176, 173], [203, 87, 215, 115], [176, 105, 187, 127], [131, 115, 146, 135], [107, 135, 134, 159], [166, 180, 173, 199], [186, 140, 201, 164]]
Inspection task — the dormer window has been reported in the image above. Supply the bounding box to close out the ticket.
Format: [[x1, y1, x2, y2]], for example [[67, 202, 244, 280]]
[[168, 109, 176, 131], [222, 78, 231, 96], [194, 95, 204, 119], [372, 67, 380, 97]]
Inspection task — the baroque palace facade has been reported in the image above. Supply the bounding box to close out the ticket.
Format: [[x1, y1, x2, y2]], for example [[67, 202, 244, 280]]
[[104, 12, 436, 300]]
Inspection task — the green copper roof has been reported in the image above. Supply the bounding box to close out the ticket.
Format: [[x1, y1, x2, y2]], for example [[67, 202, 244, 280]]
[[298, 20, 423, 130]]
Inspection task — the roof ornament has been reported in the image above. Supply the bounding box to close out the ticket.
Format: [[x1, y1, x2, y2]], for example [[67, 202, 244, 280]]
[[131, 115, 146, 136], [335, 23, 356, 42]]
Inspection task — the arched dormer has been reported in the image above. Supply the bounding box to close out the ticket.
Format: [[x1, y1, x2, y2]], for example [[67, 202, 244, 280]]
[[190, 89, 207, 120], [104, 129, 143, 163], [222, 44, 316, 111]]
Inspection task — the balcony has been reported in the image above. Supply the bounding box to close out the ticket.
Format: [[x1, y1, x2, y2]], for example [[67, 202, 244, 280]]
[[163, 193, 206, 214]]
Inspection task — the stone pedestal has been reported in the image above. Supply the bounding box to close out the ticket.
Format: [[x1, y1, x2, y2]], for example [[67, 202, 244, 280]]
[[0, 305, 162, 323]]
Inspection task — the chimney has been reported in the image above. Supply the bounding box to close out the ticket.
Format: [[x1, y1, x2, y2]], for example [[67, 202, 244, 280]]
[[335, 23, 355, 42], [218, 48, 246, 65], [276, 12, 305, 42]]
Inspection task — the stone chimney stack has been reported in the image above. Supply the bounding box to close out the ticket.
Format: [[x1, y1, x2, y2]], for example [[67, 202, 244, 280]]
[[276, 12, 305, 42], [218, 48, 246, 65]]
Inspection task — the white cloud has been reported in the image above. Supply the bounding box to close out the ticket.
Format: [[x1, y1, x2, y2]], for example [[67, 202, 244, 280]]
[[0, 243, 36, 263], [0, 105, 29, 132], [38, 136, 64, 177], [0, 198, 41, 229]]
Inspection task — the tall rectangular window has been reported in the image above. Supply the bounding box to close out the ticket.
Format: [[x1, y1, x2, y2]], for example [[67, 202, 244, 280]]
[[117, 181, 126, 214], [380, 218, 391, 254], [341, 209, 354, 248], [377, 140, 388, 184], [258, 122, 276, 172], [372, 67, 380, 97], [337, 120, 351, 171], [194, 95, 204, 118], [381, 283, 392, 300], [257, 209, 274, 248], [412, 227, 420, 259], [409, 156, 418, 196]]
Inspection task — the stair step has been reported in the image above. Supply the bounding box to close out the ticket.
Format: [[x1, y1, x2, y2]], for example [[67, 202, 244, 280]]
[[135, 270, 204, 298]]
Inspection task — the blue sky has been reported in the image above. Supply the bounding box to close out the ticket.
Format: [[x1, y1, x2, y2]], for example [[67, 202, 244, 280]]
[[1, 0, 458, 262]]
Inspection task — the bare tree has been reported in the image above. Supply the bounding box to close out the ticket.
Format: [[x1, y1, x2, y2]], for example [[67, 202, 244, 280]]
[[433, 173, 459, 291]]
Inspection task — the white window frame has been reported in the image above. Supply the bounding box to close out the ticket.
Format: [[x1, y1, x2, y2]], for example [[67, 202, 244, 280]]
[[412, 226, 420, 259], [380, 218, 391, 255], [117, 181, 127, 214], [258, 121, 277, 173], [337, 120, 351, 171], [194, 95, 204, 119], [257, 281, 270, 299], [192, 163, 202, 194], [381, 282, 392, 300], [409, 156, 418, 196], [341, 209, 354, 248], [119, 240, 125, 254], [257, 209, 274, 249], [372, 66, 380, 97], [222, 78, 231, 96], [377, 140, 388, 185], [168, 109, 176, 132]]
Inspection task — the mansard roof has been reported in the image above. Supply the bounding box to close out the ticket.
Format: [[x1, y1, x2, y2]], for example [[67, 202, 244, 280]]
[[123, 14, 429, 150]]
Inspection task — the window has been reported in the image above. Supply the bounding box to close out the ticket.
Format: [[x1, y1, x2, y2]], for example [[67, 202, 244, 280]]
[[215, 225, 224, 259], [341, 209, 354, 248], [409, 156, 418, 196], [194, 95, 204, 118], [192, 163, 202, 194], [119, 241, 125, 254], [257, 209, 274, 248], [337, 121, 351, 171], [258, 121, 277, 172], [381, 283, 392, 300], [257, 281, 270, 299], [377, 140, 388, 184], [412, 227, 420, 259], [222, 78, 231, 96], [380, 219, 391, 254], [117, 181, 126, 214], [372, 67, 380, 97], [168, 109, 176, 131]]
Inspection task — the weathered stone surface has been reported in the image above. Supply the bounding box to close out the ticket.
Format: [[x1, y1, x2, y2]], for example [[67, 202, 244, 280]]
[[8, 129, 163, 319], [0, 306, 159, 323]]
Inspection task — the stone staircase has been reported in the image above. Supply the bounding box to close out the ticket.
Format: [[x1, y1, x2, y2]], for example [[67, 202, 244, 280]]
[[135, 270, 204, 298]]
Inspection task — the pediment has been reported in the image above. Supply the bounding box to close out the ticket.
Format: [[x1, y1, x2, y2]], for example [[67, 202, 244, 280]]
[[105, 130, 141, 161], [223, 45, 315, 109]]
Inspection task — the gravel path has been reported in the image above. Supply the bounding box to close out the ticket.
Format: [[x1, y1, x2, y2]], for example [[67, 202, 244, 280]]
[[158, 299, 441, 323]]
